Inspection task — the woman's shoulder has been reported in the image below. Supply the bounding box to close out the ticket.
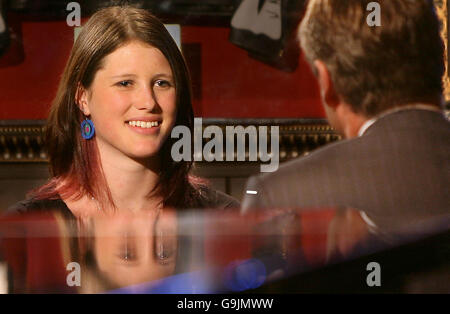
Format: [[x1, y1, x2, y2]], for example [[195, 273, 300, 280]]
[[196, 186, 240, 210], [6, 197, 73, 217]]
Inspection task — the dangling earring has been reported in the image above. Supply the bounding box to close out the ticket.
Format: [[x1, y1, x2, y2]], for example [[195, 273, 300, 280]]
[[81, 118, 95, 140]]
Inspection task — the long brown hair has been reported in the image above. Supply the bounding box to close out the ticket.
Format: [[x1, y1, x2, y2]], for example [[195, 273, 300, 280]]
[[32, 6, 201, 209]]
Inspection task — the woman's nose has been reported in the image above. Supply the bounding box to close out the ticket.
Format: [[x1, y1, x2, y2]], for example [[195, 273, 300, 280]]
[[134, 85, 157, 111]]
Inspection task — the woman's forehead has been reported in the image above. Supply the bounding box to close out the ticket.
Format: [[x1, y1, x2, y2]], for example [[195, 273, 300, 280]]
[[99, 41, 171, 73]]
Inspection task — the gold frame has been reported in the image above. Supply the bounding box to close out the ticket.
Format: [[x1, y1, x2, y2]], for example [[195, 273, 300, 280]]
[[434, 0, 450, 101]]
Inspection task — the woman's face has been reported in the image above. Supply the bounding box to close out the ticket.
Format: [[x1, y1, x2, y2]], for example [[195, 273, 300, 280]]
[[79, 40, 177, 160]]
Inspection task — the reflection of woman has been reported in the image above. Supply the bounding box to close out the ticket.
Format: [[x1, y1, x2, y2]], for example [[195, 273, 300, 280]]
[[80, 210, 180, 293], [10, 6, 238, 216]]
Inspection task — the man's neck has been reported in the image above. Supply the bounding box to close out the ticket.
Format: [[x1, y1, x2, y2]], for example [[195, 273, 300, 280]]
[[343, 117, 367, 138], [335, 104, 368, 139]]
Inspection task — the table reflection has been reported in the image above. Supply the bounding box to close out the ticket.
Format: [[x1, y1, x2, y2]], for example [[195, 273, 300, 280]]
[[0, 207, 448, 293]]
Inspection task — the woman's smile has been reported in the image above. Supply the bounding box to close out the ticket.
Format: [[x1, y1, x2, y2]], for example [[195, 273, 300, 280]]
[[126, 117, 162, 135]]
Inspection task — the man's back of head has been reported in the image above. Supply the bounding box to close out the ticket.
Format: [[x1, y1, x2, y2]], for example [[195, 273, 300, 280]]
[[298, 0, 444, 119]]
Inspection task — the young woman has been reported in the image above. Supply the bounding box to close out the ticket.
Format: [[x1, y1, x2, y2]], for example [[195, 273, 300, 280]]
[[11, 6, 238, 217]]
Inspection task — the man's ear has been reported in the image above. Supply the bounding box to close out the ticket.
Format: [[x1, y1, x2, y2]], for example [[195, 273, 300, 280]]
[[314, 60, 340, 109], [76, 83, 91, 116]]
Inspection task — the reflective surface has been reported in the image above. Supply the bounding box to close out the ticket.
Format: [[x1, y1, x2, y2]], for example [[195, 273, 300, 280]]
[[0, 207, 448, 293]]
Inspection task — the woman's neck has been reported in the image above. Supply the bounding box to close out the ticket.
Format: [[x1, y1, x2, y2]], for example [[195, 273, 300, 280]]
[[96, 141, 162, 212]]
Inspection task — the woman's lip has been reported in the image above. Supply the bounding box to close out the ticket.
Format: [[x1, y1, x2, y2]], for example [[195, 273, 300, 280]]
[[125, 118, 162, 123], [126, 122, 160, 135]]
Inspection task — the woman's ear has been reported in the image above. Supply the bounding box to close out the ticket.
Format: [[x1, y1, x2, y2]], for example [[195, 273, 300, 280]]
[[76, 83, 91, 116], [313, 60, 340, 109]]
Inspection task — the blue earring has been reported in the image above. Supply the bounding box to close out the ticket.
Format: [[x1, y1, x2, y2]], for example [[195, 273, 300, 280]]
[[81, 118, 95, 140]]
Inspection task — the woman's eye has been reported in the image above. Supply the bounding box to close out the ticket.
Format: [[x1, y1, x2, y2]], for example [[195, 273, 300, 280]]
[[154, 230, 176, 265], [154, 80, 171, 88], [118, 239, 137, 262], [119, 248, 137, 261], [117, 80, 132, 87]]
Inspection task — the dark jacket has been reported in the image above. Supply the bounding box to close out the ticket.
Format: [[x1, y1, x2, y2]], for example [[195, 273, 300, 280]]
[[242, 109, 450, 233]]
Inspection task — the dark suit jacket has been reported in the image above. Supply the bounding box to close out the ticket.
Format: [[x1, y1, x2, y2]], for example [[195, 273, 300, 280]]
[[242, 109, 450, 233]]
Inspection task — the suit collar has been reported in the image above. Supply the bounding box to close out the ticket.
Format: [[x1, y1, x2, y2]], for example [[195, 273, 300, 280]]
[[358, 104, 443, 137]]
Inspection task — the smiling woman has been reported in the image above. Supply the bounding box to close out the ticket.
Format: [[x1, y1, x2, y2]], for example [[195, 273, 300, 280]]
[[78, 41, 177, 160], [8, 6, 239, 216]]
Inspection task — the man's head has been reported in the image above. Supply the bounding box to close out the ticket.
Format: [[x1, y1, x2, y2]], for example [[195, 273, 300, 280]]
[[299, 0, 444, 123]]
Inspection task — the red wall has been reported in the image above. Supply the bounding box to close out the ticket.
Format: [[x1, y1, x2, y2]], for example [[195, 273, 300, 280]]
[[0, 17, 324, 120]]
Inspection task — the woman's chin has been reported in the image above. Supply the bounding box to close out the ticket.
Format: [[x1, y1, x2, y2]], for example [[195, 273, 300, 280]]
[[128, 150, 159, 160], [125, 146, 163, 160]]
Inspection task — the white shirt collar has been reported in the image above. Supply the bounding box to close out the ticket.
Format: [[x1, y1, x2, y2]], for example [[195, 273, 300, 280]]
[[358, 118, 376, 137]]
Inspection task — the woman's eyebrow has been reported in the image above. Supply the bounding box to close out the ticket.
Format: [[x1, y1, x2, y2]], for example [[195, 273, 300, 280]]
[[109, 73, 173, 79], [154, 73, 174, 79], [110, 73, 138, 79]]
